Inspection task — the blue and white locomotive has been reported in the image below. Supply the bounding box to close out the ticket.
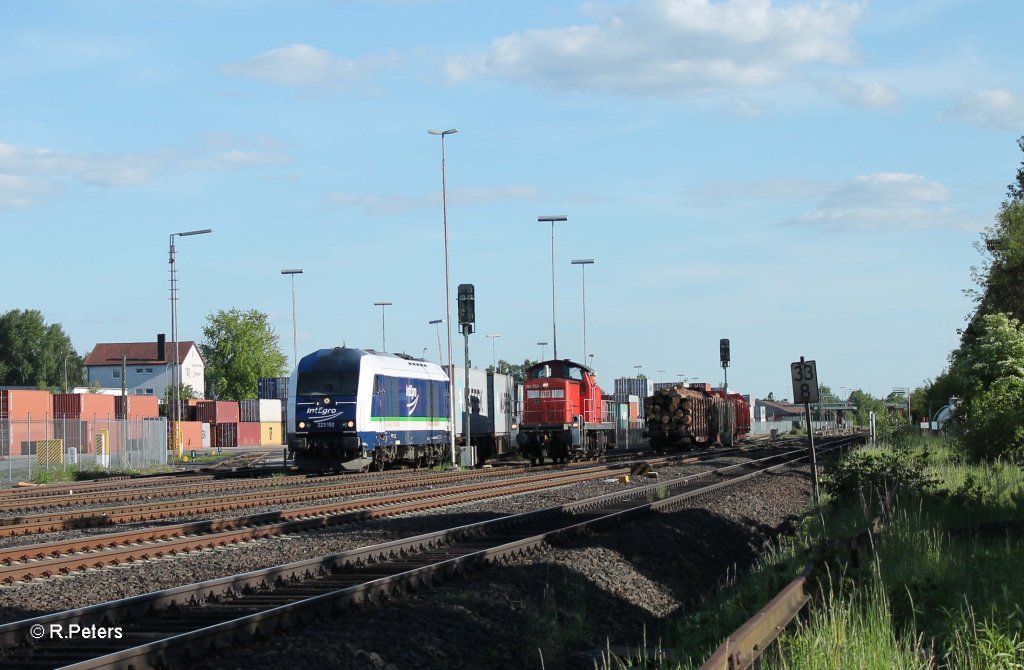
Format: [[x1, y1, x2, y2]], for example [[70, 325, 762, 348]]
[[287, 347, 452, 471]]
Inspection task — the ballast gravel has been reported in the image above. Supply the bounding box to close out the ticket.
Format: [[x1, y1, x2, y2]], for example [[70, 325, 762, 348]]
[[0, 457, 814, 670]]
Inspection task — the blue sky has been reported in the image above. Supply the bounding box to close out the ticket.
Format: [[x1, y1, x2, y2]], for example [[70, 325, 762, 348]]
[[2, 0, 1022, 401]]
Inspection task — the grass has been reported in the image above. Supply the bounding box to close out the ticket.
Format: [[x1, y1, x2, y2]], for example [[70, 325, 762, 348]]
[[602, 432, 1024, 669]]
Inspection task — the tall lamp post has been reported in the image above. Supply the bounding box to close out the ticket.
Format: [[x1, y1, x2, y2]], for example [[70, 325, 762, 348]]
[[373, 301, 392, 352], [63, 354, 73, 393], [537, 341, 548, 361], [281, 269, 303, 369], [429, 319, 443, 362], [428, 128, 458, 466], [538, 215, 568, 359], [486, 334, 501, 370], [169, 228, 212, 454], [570, 258, 594, 364], [657, 369, 665, 384]]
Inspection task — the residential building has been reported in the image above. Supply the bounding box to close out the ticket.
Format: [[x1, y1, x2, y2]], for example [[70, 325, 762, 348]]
[[84, 334, 204, 400]]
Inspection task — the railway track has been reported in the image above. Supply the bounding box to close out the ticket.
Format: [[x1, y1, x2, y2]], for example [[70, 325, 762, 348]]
[[0, 441, 851, 670], [0, 455, 709, 583]]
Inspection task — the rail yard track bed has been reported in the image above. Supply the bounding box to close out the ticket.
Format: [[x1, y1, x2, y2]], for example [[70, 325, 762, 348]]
[[0, 453, 762, 624], [186, 466, 814, 670]]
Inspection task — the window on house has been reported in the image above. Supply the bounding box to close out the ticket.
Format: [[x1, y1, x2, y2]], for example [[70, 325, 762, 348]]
[[136, 368, 143, 373], [145, 368, 153, 373], [146, 388, 154, 395], [185, 368, 191, 377], [113, 370, 120, 378], [135, 389, 144, 395]]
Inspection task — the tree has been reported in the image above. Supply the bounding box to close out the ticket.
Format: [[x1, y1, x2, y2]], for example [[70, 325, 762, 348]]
[[1007, 135, 1024, 203], [200, 309, 287, 401], [488, 359, 539, 382], [0, 309, 82, 390], [945, 313, 1024, 459]]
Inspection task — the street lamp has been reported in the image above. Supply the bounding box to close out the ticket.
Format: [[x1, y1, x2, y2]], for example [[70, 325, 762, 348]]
[[537, 341, 548, 361], [281, 269, 303, 369], [373, 301, 392, 352], [428, 128, 458, 466], [588, 353, 595, 370], [429, 319, 443, 362], [169, 228, 212, 453], [486, 334, 501, 370], [63, 354, 73, 393], [657, 369, 665, 384], [538, 215, 568, 359], [570, 258, 594, 364]]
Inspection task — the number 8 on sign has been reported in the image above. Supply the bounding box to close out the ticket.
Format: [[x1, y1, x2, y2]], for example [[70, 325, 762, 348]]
[[791, 360, 820, 404]]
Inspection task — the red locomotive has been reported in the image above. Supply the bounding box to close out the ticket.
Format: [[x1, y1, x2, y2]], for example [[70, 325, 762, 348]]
[[515, 359, 616, 465]]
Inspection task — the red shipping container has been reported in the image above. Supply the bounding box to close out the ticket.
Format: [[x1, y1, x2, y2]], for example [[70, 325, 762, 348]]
[[116, 395, 159, 419], [0, 390, 52, 420], [237, 422, 261, 447], [196, 401, 240, 425], [213, 423, 238, 448], [53, 393, 116, 420]]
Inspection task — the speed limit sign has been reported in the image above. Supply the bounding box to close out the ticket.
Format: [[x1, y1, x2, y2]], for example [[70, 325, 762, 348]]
[[791, 359, 820, 404]]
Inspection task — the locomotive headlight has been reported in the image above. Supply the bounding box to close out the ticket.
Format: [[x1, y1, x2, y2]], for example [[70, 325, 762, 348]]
[[298, 421, 307, 429], [347, 420, 355, 428], [323, 397, 331, 405], [542, 382, 549, 388]]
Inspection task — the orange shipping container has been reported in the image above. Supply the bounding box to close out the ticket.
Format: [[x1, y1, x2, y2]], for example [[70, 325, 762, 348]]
[[117, 395, 160, 419], [53, 393, 116, 419], [0, 390, 52, 420], [260, 422, 283, 445], [173, 421, 203, 452]]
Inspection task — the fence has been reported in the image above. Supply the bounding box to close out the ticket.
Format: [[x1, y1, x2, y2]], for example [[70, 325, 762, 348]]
[[0, 415, 168, 486]]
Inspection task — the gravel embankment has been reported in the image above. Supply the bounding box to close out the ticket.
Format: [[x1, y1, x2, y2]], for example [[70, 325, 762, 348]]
[[1, 458, 813, 669]]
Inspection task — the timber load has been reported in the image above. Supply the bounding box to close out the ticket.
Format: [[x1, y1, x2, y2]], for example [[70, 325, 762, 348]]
[[644, 384, 744, 448]]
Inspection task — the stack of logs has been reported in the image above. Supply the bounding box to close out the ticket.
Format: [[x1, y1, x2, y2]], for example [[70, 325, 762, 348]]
[[645, 385, 702, 432]]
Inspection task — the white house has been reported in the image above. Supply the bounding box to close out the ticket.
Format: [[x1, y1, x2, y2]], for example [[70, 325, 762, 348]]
[[84, 335, 205, 399]]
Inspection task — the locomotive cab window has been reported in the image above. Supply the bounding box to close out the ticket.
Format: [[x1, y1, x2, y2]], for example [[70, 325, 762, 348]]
[[529, 365, 553, 379], [296, 372, 359, 396]]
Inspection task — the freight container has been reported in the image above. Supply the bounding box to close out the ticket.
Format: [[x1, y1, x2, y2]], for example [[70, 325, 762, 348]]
[[53, 393, 116, 420], [258, 399, 282, 423], [260, 422, 283, 445], [195, 401, 240, 425], [237, 422, 261, 447], [213, 423, 238, 448], [167, 400, 196, 422], [238, 399, 261, 423], [116, 395, 160, 419], [201, 422, 211, 448], [257, 377, 290, 400], [177, 421, 203, 453], [0, 390, 52, 420]]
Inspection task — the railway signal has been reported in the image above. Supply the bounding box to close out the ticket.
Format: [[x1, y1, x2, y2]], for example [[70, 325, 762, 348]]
[[458, 284, 475, 460]]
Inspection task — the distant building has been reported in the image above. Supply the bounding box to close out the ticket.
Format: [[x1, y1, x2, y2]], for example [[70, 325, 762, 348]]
[[754, 399, 804, 422], [612, 377, 652, 417], [84, 334, 204, 400]]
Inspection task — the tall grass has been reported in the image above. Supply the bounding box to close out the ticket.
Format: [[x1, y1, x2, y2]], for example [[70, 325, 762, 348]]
[[623, 434, 1024, 669]]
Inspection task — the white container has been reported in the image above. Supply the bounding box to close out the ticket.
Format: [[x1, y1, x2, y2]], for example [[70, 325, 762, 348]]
[[257, 399, 282, 423], [201, 423, 211, 448]]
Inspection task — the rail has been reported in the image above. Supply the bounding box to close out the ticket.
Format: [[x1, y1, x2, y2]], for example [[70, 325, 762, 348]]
[[700, 435, 880, 670]]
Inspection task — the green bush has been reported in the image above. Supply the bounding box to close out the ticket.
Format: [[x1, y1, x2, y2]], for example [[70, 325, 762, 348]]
[[822, 448, 938, 504]]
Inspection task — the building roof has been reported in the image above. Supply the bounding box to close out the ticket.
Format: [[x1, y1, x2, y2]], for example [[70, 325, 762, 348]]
[[758, 399, 804, 417], [84, 341, 202, 367]]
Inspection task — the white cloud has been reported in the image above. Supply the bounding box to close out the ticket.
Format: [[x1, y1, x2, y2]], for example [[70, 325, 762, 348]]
[[0, 137, 290, 210], [221, 43, 398, 88], [813, 75, 899, 109], [445, 0, 864, 96], [786, 173, 978, 231], [948, 90, 1024, 129], [328, 185, 541, 215]]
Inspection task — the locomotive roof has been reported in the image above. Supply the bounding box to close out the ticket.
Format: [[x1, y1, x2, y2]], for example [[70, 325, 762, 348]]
[[527, 358, 595, 374], [298, 347, 436, 373]]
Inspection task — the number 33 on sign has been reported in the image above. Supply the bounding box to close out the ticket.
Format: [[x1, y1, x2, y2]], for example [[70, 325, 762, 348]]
[[791, 359, 820, 404]]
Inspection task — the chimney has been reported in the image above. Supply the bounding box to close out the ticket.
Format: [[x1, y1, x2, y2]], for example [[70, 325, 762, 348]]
[[157, 333, 166, 362]]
